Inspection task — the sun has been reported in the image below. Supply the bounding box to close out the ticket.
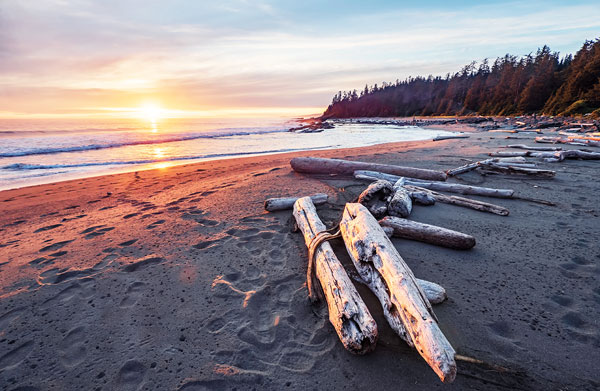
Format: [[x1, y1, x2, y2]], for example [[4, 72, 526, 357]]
[[137, 103, 163, 123]]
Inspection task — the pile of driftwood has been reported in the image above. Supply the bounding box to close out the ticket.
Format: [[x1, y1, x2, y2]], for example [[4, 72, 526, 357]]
[[262, 156, 533, 383]]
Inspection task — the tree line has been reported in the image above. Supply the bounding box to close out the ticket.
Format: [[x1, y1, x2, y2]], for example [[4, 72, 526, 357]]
[[323, 39, 600, 118]]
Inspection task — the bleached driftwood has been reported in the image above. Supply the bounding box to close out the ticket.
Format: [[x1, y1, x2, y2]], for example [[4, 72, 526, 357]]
[[417, 279, 447, 305], [504, 144, 562, 151], [340, 203, 456, 383], [290, 157, 448, 181], [380, 216, 475, 250], [404, 185, 509, 216], [410, 190, 436, 205], [554, 150, 600, 161], [491, 161, 538, 169], [535, 136, 600, 147], [388, 181, 412, 218], [432, 134, 469, 141], [446, 159, 494, 176], [354, 170, 515, 198], [265, 193, 328, 211], [349, 268, 448, 305], [489, 151, 531, 157], [357, 180, 393, 218], [481, 162, 555, 177], [292, 197, 378, 354]]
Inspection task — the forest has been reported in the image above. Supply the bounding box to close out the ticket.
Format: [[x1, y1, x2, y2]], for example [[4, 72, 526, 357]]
[[323, 39, 600, 118]]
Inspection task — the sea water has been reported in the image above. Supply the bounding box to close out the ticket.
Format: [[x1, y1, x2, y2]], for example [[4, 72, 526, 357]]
[[0, 117, 452, 190]]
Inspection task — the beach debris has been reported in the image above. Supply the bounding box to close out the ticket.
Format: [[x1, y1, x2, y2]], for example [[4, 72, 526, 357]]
[[535, 136, 600, 147], [503, 144, 562, 151], [432, 134, 470, 141], [480, 162, 555, 177], [340, 203, 457, 383], [354, 170, 515, 198], [387, 180, 413, 218], [404, 185, 510, 216], [348, 267, 448, 305], [409, 190, 436, 205], [541, 149, 600, 162], [446, 159, 555, 178], [264, 193, 327, 211], [357, 180, 393, 218], [380, 216, 476, 250], [290, 156, 448, 181], [292, 197, 378, 354]]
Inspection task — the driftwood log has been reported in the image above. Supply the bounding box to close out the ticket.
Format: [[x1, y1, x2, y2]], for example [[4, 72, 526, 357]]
[[357, 180, 393, 218], [354, 170, 514, 198], [388, 181, 412, 218], [340, 203, 456, 383], [447, 159, 554, 178], [481, 162, 555, 177], [504, 144, 562, 151], [417, 279, 448, 304], [292, 197, 378, 354], [446, 159, 494, 176], [410, 190, 436, 205], [349, 268, 448, 305], [290, 157, 448, 181], [264, 193, 327, 211], [380, 216, 476, 250], [404, 185, 510, 216], [432, 134, 469, 141]]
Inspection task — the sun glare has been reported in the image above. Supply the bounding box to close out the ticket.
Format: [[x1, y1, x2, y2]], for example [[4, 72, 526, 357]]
[[137, 103, 163, 123]]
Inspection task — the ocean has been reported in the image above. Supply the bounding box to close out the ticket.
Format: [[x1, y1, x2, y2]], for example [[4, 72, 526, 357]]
[[0, 117, 452, 190]]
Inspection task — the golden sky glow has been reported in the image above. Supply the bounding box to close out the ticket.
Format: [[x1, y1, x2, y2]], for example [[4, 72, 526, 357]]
[[0, 1, 598, 119]]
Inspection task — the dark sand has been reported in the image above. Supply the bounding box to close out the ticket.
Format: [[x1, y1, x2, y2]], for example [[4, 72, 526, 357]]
[[0, 129, 599, 390]]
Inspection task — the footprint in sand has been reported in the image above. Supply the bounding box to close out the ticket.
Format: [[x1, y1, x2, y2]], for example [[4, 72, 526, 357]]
[[39, 240, 73, 253], [34, 224, 63, 233], [0, 340, 34, 371], [119, 239, 138, 247], [81, 225, 115, 239], [115, 360, 146, 391], [119, 282, 146, 308], [58, 326, 87, 368], [145, 219, 165, 229], [121, 255, 165, 272], [40, 278, 96, 309]]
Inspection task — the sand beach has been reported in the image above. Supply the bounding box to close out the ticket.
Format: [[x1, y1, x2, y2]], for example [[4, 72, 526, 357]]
[[0, 127, 599, 390]]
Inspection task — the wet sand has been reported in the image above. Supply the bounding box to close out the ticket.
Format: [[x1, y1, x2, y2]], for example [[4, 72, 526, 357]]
[[0, 129, 599, 390]]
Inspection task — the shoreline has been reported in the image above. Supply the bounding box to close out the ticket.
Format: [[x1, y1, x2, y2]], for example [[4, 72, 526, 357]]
[[0, 124, 457, 193], [1, 123, 599, 390]]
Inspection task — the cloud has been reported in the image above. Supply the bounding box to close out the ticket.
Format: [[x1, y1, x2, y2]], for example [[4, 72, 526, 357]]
[[0, 0, 599, 117]]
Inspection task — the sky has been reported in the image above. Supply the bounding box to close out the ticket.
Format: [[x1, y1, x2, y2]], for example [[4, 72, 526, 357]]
[[1, 0, 599, 119]]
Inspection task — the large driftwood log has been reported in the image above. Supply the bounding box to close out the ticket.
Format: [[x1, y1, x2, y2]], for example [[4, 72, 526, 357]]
[[292, 197, 378, 354], [380, 216, 475, 250], [353, 170, 515, 198], [404, 185, 510, 216], [340, 203, 456, 383], [265, 193, 328, 211], [290, 157, 447, 181]]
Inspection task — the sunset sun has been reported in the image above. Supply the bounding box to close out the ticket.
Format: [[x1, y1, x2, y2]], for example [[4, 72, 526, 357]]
[[137, 103, 163, 122]]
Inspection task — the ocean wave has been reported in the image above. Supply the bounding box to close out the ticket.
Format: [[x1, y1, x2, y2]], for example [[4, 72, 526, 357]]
[[0, 128, 289, 157], [1, 146, 327, 171]]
